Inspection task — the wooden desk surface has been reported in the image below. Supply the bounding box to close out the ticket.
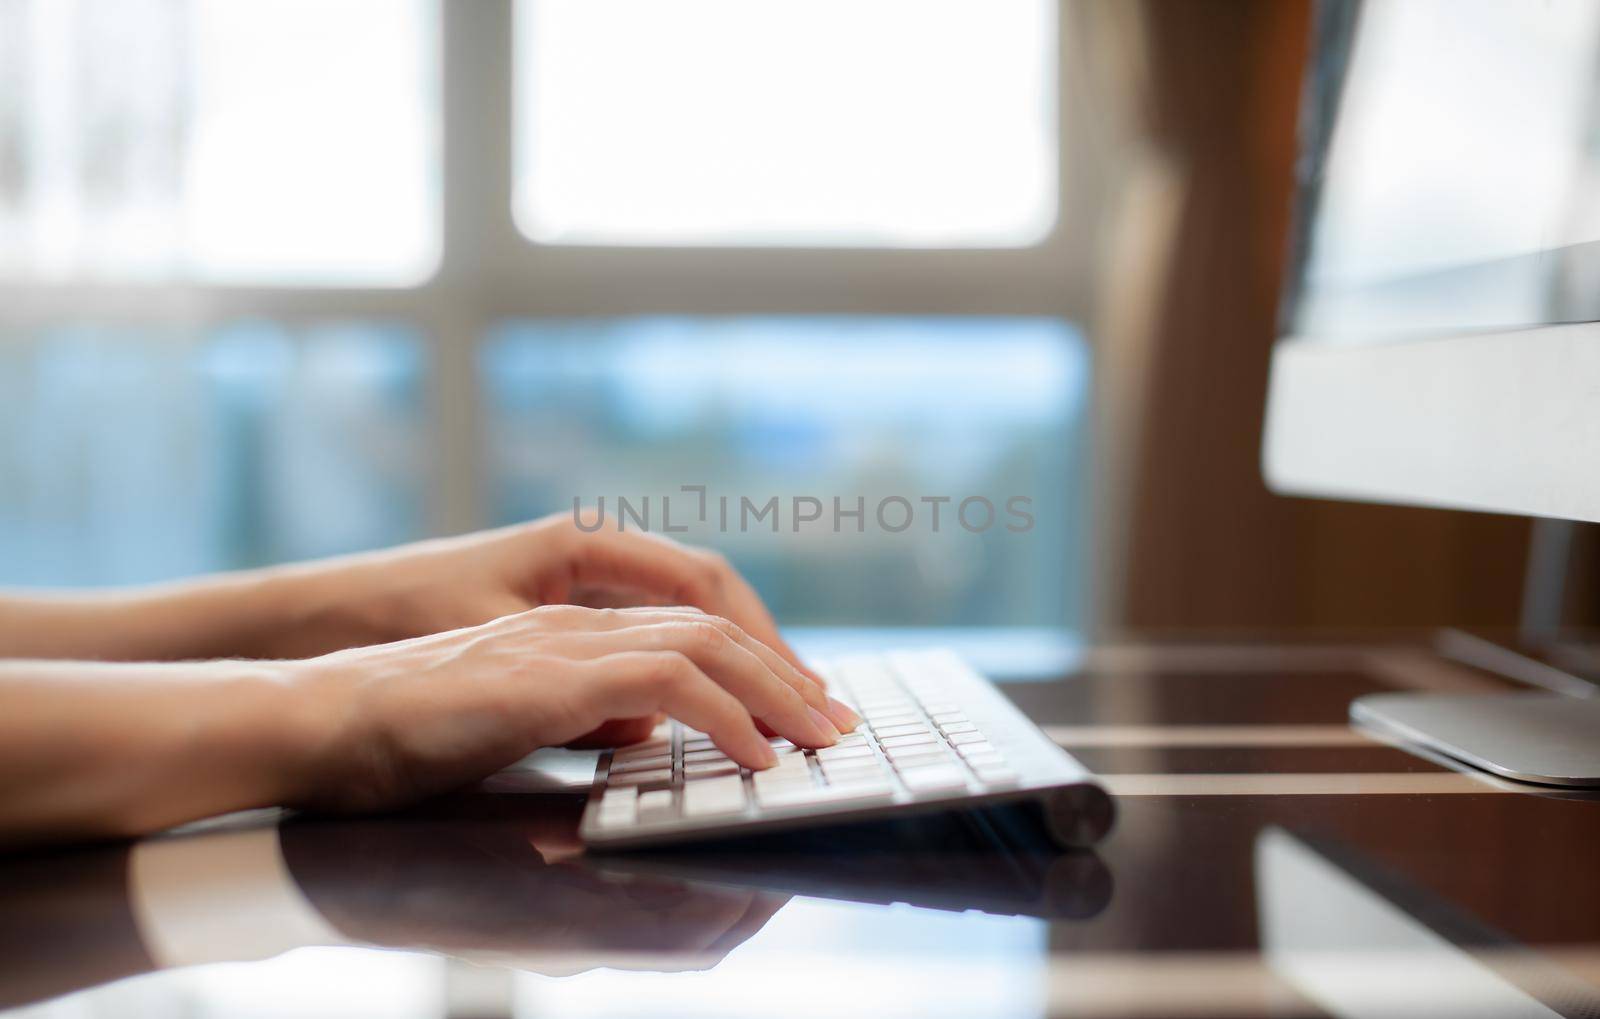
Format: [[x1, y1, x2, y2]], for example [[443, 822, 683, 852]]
[[4, 640, 1598, 1018]]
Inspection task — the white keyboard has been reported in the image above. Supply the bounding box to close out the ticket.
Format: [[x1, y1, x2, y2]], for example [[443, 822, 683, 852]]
[[580, 648, 1112, 850]]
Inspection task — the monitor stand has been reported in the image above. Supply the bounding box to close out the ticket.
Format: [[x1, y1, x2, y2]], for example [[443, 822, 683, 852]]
[[1352, 692, 1600, 788], [1354, 530, 1600, 790]]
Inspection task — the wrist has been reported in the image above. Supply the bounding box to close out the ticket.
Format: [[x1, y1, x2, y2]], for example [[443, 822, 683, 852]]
[[76, 659, 337, 837], [222, 658, 344, 811], [226, 559, 395, 659]]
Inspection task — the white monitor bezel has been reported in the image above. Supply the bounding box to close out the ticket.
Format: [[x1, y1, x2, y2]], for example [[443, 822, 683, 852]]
[[1261, 321, 1600, 523]]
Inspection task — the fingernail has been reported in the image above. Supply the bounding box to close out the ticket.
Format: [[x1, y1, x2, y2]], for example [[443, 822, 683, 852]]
[[757, 744, 780, 769], [805, 705, 840, 745], [824, 696, 862, 732]]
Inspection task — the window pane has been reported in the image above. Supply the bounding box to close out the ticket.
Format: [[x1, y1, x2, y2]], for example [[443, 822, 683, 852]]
[[0, 0, 438, 285], [481, 317, 1088, 630], [515, 0, 1057, 247], [0, 323, 427, 587]]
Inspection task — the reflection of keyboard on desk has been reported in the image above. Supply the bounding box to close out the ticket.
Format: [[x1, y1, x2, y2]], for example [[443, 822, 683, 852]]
[[580, 648, 1113, 850], [591, 802, 1115, 921]]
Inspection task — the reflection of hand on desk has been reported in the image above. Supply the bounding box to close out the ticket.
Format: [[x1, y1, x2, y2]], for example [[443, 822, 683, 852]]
[[279, 809, 791, 974], [0, 801, 792, 1012]]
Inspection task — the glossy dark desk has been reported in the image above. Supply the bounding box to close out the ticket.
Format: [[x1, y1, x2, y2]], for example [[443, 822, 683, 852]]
[[6, 640, 1600, 1018]]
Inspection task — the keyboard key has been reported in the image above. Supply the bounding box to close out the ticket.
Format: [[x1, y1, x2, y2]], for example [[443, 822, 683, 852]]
[[930, 711, 967, 723], [816, 744, 876, 761], [888, 759, 951, 777], [827, 775, 892, 794], [750, 766, 809, 787], [754, 781, 816, 807], [611, 754, 672, 774], [636, 789, 675, 818], [820, 774, 893, 794], [874, 722, 932, 738], [862, 704, 916, 718], [879, 732, 937, 748], [947, 731, 988, 746], [975, 766, 1019, 787], [938, 721, 978, 735], [752, 758, 811, 787], [822, 771, 882, 789], [856, 688, 904, 700], [884, 738, 944, 755], [885, 745, 950, 766], [605, 768, 673, 788], [683, 775, 747, 816], [820, 757, 883, 778], [684, 761, 740, 779], [865, 711, 919, 726], [597, 805, 635, 823], [900, 766, 969, 792], [758, 782, 893, 809], [682, 737, 716, 752], [683, 748, 728, 763]]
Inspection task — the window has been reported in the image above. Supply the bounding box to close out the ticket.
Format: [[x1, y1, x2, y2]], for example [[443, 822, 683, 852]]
[[3, 2, 1087, 640], [0, 0, 438, 284], [515, 0, 1058, 247]]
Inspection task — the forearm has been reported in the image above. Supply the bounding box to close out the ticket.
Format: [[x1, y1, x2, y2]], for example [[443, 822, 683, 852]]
[[0, 658, 322, 848], [0, 563, 377, 662]]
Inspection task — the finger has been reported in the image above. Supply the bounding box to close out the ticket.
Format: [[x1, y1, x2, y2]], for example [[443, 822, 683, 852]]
[[535, 623, 840, 749], [716, 569, 831, 690], [583, 608, 857, 732], [562, 715, 660, 749], [560, 530, 821, 682], [576, 651, 777, 770]]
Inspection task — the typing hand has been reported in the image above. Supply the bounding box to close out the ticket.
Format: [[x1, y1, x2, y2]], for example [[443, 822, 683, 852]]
[[261, 511, 824, 687], [283, 605, 856, 813]]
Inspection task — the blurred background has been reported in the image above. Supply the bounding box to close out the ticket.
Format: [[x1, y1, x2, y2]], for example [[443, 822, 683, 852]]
[[0, 0, 1584, 646]]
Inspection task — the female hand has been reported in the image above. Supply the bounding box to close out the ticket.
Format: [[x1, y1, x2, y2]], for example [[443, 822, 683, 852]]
[[0, 602, 855, 847], [262, 513, 826, 689], [285, 604, 851, 813], [0, 513, 848, 744]]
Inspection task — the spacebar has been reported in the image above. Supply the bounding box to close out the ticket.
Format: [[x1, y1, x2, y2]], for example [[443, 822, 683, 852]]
[[757, 783, 895, 809]]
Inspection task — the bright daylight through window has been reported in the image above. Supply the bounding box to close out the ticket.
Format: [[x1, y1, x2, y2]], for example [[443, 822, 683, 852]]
[[0, 0, 438, 285], [515, 0, 1058, 247]]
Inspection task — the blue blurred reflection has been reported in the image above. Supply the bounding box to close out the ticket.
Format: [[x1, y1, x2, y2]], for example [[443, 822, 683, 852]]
[[481, 317, 1088, 630], [0, 323, 426, 587]]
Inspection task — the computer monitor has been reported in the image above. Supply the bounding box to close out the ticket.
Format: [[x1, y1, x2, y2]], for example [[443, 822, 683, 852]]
[[1262, 0, 1600, 786]]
